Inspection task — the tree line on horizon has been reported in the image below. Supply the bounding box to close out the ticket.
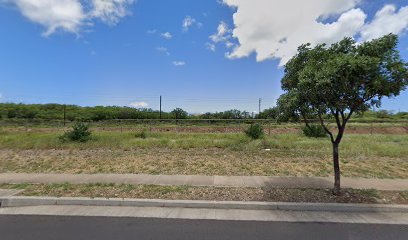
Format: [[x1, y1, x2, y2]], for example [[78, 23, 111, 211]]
[[0, 102, 406, 122]]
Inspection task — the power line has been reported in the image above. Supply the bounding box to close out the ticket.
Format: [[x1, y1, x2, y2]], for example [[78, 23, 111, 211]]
[[6, 93, 277, 102], [2, 93, 279, 113]]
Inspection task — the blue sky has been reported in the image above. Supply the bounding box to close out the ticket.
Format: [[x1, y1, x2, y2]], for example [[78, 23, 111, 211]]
[[0, 0, 408, 113]]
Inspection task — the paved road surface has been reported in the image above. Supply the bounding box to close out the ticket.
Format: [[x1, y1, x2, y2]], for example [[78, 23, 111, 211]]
[[1, 215, 407, 240]]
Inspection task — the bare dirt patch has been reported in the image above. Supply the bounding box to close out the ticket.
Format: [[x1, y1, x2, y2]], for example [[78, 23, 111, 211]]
[[2, 183, 407, 204]]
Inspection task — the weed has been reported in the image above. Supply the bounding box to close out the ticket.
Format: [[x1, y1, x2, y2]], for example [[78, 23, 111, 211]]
[[245, 124, 264, 140], [60, 122, 92, 142], [135, 129, 149, 139]]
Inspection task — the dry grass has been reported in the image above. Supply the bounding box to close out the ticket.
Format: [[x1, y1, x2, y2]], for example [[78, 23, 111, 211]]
[[0, 130, 407, 179], [0, 148, 407, 178], [2, 121, 408, 134], [2, 183, 408, 204]]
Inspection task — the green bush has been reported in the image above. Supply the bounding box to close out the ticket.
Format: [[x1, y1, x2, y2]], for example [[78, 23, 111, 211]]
[[135, 129, 149, 139], [245, 124, 264, 140], [60, 122, 92, 142], [302, 125, 327, 138]]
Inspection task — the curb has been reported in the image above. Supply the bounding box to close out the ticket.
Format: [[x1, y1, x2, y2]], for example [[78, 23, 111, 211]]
[[1, 196, 408, 213]]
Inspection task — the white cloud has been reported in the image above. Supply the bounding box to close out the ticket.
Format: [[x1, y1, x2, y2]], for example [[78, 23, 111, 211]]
[[208, 21, 234, 52], [210, 21, 231, 43], [182, 16, 196, 31], [360, 5, 408, 41], [2, 0, 136, 36], [173, 61, 186, 67], [156, 46, 170, 56], [147, 29, 157, 34], [11, 0, 85, 36], [182, 16, 202, 31], [225, 41, 235, 49], [91, 0, 135, 26], [222, 0, 367, 66], [161, 32, 173, 39], [206, 42, 216, 52], [220, 0, 408, 66], [129, 101, 148, 108]]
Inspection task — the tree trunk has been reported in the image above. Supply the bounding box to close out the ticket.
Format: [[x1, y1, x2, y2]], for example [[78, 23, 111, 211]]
[[332, 142, 341, 195]]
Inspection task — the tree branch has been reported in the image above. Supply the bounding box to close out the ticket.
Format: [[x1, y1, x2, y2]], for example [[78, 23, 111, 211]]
[[333, 110, 342, 130], [300, 111, 312, 130], [340, 111, 346, 124], [334, 109, 354, 145], [343, 110, 354, 127], [318, 112, 334, 143]]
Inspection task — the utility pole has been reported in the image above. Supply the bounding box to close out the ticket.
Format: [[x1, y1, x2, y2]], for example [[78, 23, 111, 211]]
[[159, 96, 162, 120], [258, 98, 262, 115]]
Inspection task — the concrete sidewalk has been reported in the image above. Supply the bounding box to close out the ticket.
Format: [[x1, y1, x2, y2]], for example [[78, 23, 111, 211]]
[[0, 173, 407, 191], [2, 205, 408, 225]]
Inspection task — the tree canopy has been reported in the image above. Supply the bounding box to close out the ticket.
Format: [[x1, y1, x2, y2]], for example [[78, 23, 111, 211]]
[[280, 34, 407, 126], [171, 108, 189, 119], [277, 34, 408, 194]]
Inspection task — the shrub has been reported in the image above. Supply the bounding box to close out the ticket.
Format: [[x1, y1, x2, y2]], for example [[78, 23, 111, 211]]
[[135, 129, 149, 139], [60, 122, 92, 142], [376, 110, 391, 119], [245, 124, 264, 140], [302, 125, 327, 138]]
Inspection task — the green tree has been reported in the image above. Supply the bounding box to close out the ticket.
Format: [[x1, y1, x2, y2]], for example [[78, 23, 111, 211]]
[[257, 107, 279, 119], [171, 108, 188, 119], [277, 34, 408, 195]]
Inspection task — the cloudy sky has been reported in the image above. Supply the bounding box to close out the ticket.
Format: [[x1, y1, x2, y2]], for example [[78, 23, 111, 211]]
[[1, 0, 408, 112]]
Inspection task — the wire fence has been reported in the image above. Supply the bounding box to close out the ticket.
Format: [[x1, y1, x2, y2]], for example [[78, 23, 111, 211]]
[[1, 118, 407, 135]]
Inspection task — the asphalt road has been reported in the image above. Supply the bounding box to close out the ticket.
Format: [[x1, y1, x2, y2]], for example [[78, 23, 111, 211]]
[[1, 215, 407, 240]]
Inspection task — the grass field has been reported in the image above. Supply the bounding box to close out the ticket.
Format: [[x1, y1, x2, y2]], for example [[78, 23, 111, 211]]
[[0, 128, 407, 178]]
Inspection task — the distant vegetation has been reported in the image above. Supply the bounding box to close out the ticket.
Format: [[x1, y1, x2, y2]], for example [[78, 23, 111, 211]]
[[0, 103, 173, 121], [0, 103, 407, 122]]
